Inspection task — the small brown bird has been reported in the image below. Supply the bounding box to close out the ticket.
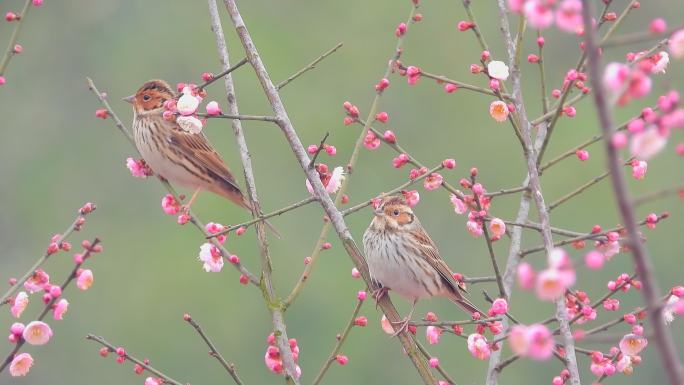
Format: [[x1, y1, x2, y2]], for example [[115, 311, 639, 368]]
[[124, 79, 279, 235], [363, 195, 482, 334]]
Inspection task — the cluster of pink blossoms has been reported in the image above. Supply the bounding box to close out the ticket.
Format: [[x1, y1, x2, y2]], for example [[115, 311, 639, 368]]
[[305, 163, 345, 195], [264, 333, 302, 379], [155, 81, 222, 135], [5, 204, 100, 377]]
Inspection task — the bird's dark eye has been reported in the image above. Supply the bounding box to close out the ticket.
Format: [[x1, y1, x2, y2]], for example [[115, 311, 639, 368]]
[[393, 209, 400, 216], [142, 94, 151, 101]]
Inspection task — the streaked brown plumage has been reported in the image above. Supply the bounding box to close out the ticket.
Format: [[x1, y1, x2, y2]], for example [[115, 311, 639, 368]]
[[125, 80, 278, 235], [363, 195, 482, 333]]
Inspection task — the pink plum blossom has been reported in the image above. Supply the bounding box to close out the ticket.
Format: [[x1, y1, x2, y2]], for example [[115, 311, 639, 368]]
[[9, 353, 33, 377], [524, 0, 554, 29], [517, 262, 536, 290], [11, 291, 28, 318], [526, 324, 555, 360], [53, 299, 69, 320], [198, 243, 223, 272], [489, 218, 506, 238], [176, 87, 200, 115], [631, 160, 648, 180], [426, 326, 442, 344], [669, 29, 684, 59], [630, 127, 667, 160], [450, 194, 467, 215], [467, 333, 491, 360], [22, 321, 53, 345], [24, 269, 49, 293], [536, 268, 566, 301], [145, 378, 162, 385], [466, 220, 483, 238], [508, 0, 525, 13], [126, 158, 150, 178], [490, 298, 508, 315], [489, 101, 510, 122], [619, 333, 648, 356], [555, 0, 583, 33], [161, 194, 181, 215], [423, 173, 443, 190], [487, 61, 509, 81], [402, 190, 420, 207], [76, 269, 94, 290]]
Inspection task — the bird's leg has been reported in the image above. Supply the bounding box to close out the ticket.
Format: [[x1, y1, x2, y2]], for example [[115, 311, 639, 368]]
[[391, 299, 417, 337], [181, 188, 202, 213], [372, 286, 389, 304]]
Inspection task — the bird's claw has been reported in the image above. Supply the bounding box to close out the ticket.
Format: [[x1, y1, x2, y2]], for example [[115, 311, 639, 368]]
[[390, 317, 412, 337]]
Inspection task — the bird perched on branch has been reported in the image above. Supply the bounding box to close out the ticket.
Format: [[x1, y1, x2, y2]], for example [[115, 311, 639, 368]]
[[124, 79, 279, 236], [363, 195, 482, 334]]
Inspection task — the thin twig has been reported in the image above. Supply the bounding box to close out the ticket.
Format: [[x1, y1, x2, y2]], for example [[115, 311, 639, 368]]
[[0, 0, 32, 77], [222, 0, 437, 382], [0, 205, 95, 306], [581, 2, 684, 384], [308, 132, 331, 169], [633, 185, 684, 206], [2, 239, 101, 374], [209, 1, 299, 383], [311, 298, 363, 385], [414, 338, 459, 385], [86, 334, 185, 385], [197, 57, 248, 91], [277, 42, 343, 90], [283, 2, 425, 308], [184, 314, 244, 385], [484, 185, 528, 198], [208, 196, 317, 238], [341, 164, 444, 217], [495, 1, 581, 383], [196, 112, 280, 122], [602, 26, 684, 47]]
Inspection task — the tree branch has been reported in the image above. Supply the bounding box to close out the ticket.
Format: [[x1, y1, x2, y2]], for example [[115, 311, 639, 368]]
[[580, 1, 684, 384]]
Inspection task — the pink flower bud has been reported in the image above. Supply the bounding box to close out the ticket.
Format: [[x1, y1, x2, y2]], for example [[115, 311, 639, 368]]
[[444, 83, 458, 93], [335, 355, 348, 365], [354, 316, 368, 327], [429, 357, 440, 368], [457, 21, 474, 31], [375, 78, 390, 91], [351, 268, 361, 279], [527, 54, 539, 63], [442, 159, 456, 169], [357, 291, 367, 301], [205, 101, 221, 116], [375, 112, 389, 123], [575, 149, 589, 161], [649, 18, 667, 34], [383, 130, 397, 143]]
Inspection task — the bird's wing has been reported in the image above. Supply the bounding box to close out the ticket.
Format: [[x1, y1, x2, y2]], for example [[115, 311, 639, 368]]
[[165, 125, 244, 197], [411, 228, 467, 297]]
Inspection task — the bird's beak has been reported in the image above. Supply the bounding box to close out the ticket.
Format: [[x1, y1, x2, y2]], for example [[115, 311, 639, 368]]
[[373, 209, 383, 217], [122, 94, 135, 104]]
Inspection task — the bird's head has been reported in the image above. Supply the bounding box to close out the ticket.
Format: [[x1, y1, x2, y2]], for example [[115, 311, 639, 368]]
[[123, 80, 175, 115], [372, 195, 416, 231]]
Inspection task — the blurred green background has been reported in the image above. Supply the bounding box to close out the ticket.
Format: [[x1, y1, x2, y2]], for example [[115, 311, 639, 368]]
[[1, 0, 683, 384]]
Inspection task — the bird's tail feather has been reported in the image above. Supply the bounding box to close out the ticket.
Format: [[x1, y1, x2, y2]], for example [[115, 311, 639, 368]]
[[447, 293, 486, 318]]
